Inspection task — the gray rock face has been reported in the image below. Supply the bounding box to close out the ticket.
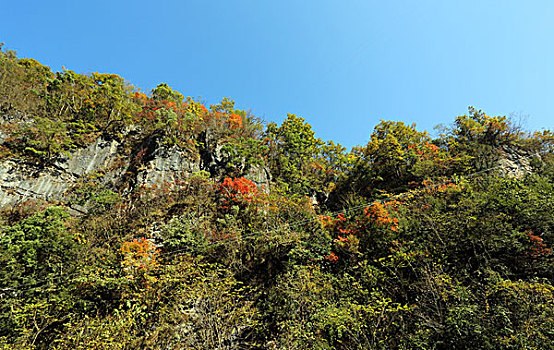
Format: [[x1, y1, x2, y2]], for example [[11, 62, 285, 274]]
[[0, 159, 74, 206], [497, 147, 537, 178], [0, 136, 124, 207], [54, 137, 122, 177], [0, 130, 271, 209], [136, 144, 201, 186], [244, 164, 272, 190], [0, 108, 270, 209], [197, 129, 271, 188]]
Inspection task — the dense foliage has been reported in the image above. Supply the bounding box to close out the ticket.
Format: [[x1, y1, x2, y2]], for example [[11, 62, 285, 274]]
[[1, 45, 554, 349]]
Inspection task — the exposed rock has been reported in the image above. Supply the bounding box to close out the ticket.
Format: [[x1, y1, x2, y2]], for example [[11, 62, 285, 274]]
[[136, 144, 201, 186], [0, 159, 75, 207], [497, 146, 538, 178], [197, 129, 271, 188], [0, 128, 271, 210], [66, 203, 88, 216], [54, 136, 122, 177], [245, 164, 272, 190], [0, 133, 129, 207], [0, 103, 271, 209], [198, 129, 230, 177]]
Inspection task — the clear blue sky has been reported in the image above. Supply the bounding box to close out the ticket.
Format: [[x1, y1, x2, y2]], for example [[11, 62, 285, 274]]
[[2, 1, 553, 149]]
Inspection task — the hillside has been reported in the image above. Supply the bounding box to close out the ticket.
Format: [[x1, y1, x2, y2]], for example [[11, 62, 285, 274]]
[[1, 45, 554, 349]]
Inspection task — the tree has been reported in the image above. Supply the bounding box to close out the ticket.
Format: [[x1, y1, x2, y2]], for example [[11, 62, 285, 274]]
[[0, 207, 81, 347], [336, 120, 431, 201], [442, 107, 521, 171], [151, 83, 184, 104], [265, 114, 325, 196]]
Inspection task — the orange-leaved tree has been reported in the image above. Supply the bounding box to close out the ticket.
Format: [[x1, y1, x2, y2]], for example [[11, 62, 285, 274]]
[[121, 237, 160, 285], [218, 177, 259, 210]]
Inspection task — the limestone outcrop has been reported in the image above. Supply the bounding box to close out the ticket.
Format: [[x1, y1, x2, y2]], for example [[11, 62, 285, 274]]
[[0, 128, 270, 210], [497, 146, 539, 178]]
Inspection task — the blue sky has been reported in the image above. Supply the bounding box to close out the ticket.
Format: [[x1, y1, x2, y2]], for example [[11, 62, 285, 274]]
[[2, 1, 553, 149]]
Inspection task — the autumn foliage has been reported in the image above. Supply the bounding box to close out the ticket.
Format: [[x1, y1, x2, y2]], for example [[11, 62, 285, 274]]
[[228, 113, 243, 129], [218, 177, 259, 208], [528, 231, 552, 258], [363, 201, 400, 232], [121, 237, 160, 273], [2, 47, 554, 349]]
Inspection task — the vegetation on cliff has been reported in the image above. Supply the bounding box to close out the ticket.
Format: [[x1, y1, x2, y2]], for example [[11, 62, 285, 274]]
[[1, 45, 554, 349]]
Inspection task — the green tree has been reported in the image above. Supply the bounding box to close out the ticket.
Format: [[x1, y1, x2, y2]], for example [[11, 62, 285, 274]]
[[152, 82, 184, 104], [89, 72, 137, 129], [265, 114, 325, 196], [337, 120, 431, 201], [441, 107, 521, 171], [0, 206, 81, 347]]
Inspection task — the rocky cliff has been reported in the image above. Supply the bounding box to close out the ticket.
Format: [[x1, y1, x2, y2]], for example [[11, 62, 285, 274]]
[[0, 123, 271, 211], [497, 146, 539, 178]]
